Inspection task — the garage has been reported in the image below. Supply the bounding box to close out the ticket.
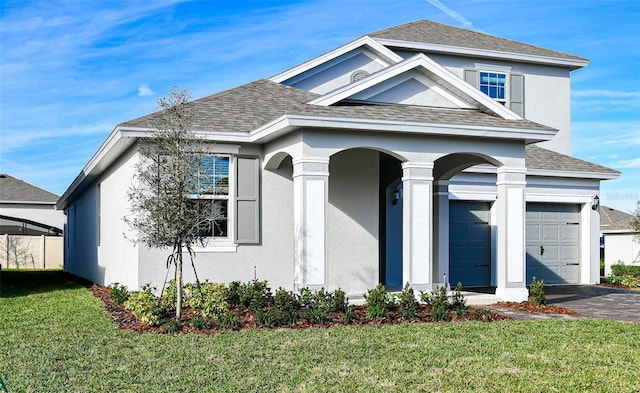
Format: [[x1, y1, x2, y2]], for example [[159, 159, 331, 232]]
[[449, 201, 492, 287], [526, 203, 581, 284]]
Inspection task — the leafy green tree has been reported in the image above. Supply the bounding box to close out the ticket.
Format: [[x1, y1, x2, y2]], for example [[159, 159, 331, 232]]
[[124, 87, 222, 322]]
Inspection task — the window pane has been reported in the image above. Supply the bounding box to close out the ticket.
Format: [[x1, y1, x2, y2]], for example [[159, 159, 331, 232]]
[[479, 71, 506, 100], [212, 199, 228, 238]]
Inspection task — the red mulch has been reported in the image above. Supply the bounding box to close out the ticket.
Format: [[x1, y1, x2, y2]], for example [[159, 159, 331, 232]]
[[495, 301, 581, 316], [91, 285, 511, 335], [597, 283, 633, 290]]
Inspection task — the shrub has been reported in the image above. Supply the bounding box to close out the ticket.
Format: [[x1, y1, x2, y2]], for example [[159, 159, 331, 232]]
[[421, 285, 450, 322], [364, 284, 389, 319], [397, 282, 418, 320], [331, 288, 348, 313], [189, 316, 208, 330], [611, 263, 640, 277], [239, 280, 272, 311], [109, 283, 129, 305], [450, 282, 466, 313], [273, 287, 300, 325], [528, 276, 546, 305], [226, 281, 242, 308], [188, 281, 229, 321], [344, 305, 356, 323], [298, 287, 332, 322], [124, 285, 161, 326]]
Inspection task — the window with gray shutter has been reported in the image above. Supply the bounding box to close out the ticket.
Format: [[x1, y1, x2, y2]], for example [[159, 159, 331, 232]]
[[235, 156, 260, 244]]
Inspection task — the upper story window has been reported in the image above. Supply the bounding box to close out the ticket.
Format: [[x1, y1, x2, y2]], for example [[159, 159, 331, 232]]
[[479, 71, 506, 103]]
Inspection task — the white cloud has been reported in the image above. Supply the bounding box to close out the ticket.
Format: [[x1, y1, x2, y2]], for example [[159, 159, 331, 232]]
[[612, 158, 640, 169], [138, 84, 154, 97], [424, 0, 481, 31]]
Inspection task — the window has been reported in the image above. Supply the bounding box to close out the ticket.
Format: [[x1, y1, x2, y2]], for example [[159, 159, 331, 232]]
[[479, 71, 506, 103], [190, 155, 230, 240]]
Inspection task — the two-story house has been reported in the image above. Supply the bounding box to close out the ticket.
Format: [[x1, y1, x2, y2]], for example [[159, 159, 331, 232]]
[[57, 20, 618, 301]]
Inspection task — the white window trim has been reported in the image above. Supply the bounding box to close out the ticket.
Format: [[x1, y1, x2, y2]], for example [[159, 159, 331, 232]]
[[474, 64, 511, 105], [188, 152, 237, 252]]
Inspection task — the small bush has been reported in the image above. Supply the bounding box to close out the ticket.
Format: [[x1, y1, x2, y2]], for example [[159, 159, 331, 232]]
[[397, 282, 418, 320], [109, 283, 129, 305], [273, 287, 300, 325], [239, 280, 272, 311], [421, 286, 450, 322], [528, 276, 546, 305], [226, 281, 242, 308], [331, 288, 348, 313], [344, 305, 356, 323], [364, 284, 389, 319], [124, 285, 161, 326], [611, 263, 640, 277], [188, 281, 229, 321], [450, 282, 466, 312], [189, 316, 208, 330], [217, 310, 239, 328]]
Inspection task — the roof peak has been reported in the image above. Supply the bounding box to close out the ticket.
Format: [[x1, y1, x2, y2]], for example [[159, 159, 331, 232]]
[[369, 19, 588, 66]]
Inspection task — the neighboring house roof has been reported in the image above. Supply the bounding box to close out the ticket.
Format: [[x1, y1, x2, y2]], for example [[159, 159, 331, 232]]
[[600, 206, 638, 233], [525, 145, 620, 178], [0, 174, 59, 204], [369, 20, 588, 65], [122, 79, 553, 134]]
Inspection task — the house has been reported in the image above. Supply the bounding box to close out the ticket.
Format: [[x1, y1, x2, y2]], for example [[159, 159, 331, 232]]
[[0, 174, 65, 268], [57, 20, 619, 301], [600, 206, 639, 275]]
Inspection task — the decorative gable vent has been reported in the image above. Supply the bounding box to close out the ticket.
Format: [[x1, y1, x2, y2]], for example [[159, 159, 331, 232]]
[[350, 70, 370, 82]]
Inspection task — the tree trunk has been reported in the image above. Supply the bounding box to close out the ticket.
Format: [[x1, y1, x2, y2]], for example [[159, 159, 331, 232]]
[[176, 245, 183, 322]]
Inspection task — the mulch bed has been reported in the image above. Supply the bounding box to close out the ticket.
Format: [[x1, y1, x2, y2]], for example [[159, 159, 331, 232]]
[[495, 301, 581, 316], [91, 284, 511, 335], [596, 283, 634, 290]]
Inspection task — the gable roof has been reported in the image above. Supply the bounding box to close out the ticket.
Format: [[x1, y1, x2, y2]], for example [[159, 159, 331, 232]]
[[0, 174, 59, 204], [370, 20, 589, 70], [600, 206, 638, 233]]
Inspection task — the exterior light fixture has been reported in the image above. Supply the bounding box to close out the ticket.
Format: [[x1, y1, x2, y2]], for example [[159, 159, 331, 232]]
[[591, 195, 600, 211], [392, 188, 401, 205]]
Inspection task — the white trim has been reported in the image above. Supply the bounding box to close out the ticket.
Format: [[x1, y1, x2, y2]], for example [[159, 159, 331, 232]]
[[270, 36, 403, 83], [190, 243, 238, 253], [372, 38, 590, 70], [449, 191, 497, 201], [526, 193, 592, 204], [527, 168, 619, 180]]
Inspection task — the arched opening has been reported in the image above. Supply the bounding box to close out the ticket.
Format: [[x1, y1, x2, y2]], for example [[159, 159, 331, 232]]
[[434, 153, 502, 288]]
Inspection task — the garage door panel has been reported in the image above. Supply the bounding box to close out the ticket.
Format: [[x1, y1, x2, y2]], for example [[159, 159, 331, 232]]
[[526, 203, 581, 285]]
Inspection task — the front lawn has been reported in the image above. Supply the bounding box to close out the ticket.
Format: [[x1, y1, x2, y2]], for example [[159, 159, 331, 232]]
[[1, 270, 638, 392]]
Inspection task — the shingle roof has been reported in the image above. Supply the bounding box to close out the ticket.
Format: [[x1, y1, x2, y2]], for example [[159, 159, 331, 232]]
[[369, 20, 588, 62], [600, 206, 637, 232], [121, 79, 552, 133], [525, 145, 619, 175], [0, 174, 59, 203], [121, 80, 318, 132]]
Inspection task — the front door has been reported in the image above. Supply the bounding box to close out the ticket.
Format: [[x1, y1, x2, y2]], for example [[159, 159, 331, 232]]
[[449, 201, 492, 287]]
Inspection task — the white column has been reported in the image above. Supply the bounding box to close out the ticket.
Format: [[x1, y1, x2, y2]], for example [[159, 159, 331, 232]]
[[495, 166, 528, 301], [433, 180, 449, 286], [293, 157, 329, 290], [402, 162, 434, 291]]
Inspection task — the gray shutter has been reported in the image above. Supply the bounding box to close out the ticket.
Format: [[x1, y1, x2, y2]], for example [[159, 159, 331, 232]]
[[510, 73, 524, 116], [235, 156, 260, 244], [464, 69, 478, 87]]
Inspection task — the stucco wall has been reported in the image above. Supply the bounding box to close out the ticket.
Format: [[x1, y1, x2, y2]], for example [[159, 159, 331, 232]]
[[327, 149, 380, 293], [604, 233, 640, 275]]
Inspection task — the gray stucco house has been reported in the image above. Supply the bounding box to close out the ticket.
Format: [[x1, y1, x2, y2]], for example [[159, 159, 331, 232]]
[[57, 20, 619, 301]]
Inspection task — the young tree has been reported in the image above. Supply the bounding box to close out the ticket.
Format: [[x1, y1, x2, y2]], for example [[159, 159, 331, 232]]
[[125, 87, 222, 321], [632, 201, 640, 243]]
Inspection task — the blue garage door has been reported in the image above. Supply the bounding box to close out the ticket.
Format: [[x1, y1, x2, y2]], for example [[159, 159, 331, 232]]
[[449, 201, 491, 287]]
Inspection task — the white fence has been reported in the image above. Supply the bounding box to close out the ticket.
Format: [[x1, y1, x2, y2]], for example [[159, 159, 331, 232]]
[[0, 234, 64, 269]]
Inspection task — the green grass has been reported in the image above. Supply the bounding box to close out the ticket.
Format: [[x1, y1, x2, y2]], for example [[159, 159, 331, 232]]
[[1, 270, 639, 392]]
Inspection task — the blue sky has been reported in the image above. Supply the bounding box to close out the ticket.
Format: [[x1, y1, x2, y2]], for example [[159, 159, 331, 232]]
[[1, 0, 638, 212]]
